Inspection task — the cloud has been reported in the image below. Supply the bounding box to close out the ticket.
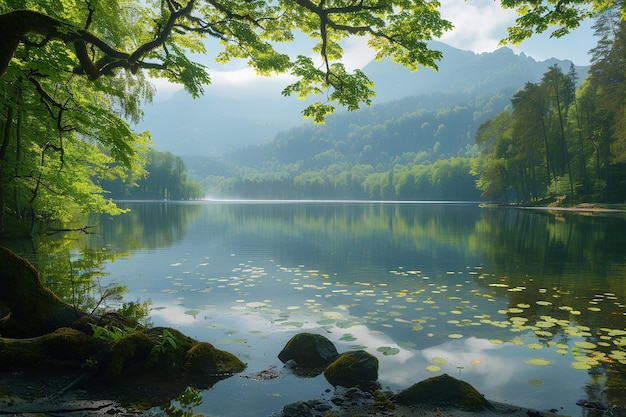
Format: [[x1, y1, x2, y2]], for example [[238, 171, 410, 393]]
[[438, 0, 516, 53]]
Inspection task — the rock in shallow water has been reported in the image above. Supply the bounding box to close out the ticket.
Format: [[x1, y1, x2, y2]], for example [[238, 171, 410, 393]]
[[323, 350, 378, 388], [394, 373, 494, 412], [277, 333, 338, 368]]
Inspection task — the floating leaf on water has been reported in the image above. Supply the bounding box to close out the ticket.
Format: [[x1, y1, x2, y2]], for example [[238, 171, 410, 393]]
[[528, 379, 544, 386], [377, 346, 400, 356], [432, 357, 447, 364], [571, 361, 592, 370], [534, 331, 553, 338], [470, 359, 481, 365], [587, 307, 601, 312], [488, 339, 504, 345], [339, 334, 357, 342], [184, 309, 202, 317], [448, 334, 464, 339], [525, 358, 550, 366], [286, 306, 300, 310], [575, 341, 597, 350], [246, 302, 267, 309], [426, 365, 441, 372], [527, 343, 544, 350], [152, 306, 167, 311], [398, 341, 417, 349], [573, 355, 598, 364], [556, 349, 568, 355], [281, 322, 304, 328], [517, 303, 531, 309], [536, 301, 552, 306], [507, 308, 524, 314]]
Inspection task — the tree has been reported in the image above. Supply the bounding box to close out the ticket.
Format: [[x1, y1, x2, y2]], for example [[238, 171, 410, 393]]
[[0, 0, 454, 122], [500, 0, 622, 44]]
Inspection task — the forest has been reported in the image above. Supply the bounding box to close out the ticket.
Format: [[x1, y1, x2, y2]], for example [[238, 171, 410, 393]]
[[104, 149, 204, 201], [474, 7, 626, 203]]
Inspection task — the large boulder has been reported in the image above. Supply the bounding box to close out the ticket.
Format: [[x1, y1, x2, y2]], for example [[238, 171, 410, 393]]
[[394, 373, 494, 411], [323, 350, 378, 388], [278, 333, 338, 368]]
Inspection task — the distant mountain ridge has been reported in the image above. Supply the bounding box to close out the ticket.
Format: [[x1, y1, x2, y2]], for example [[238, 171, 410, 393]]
[[138, 41, 588, 158]]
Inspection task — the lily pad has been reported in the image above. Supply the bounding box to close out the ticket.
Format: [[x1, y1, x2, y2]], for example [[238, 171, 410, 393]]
[[525, 358, 550, 366], [425, 365, 441, 372], [377, 346, 400, 356], [526, 343, 544, 350], [184, 309, 202, 317], [575, 341, 597, 350]]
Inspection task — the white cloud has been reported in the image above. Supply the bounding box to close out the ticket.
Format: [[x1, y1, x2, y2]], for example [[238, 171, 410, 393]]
[[439, 0, 516, 53]]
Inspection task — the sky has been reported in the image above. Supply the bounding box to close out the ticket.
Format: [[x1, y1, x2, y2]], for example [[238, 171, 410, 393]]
[[152, 0, 599, 102]]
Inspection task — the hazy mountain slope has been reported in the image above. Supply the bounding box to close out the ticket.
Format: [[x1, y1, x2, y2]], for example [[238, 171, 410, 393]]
[[139, 42, 587, 158], [220, 90, 513, 172]]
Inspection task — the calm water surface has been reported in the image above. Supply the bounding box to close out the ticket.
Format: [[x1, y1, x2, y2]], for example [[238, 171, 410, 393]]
[[11, 202, 626, 416]]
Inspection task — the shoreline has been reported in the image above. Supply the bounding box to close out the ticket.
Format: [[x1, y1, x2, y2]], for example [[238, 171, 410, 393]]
[[0, 370, 576, 417]]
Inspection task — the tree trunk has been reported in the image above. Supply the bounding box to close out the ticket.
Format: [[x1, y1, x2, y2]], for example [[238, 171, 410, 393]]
[[0, 246, 91, 337]]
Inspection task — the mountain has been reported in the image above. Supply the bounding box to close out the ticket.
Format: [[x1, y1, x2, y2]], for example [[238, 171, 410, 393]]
[[137, 42, 588, 158]]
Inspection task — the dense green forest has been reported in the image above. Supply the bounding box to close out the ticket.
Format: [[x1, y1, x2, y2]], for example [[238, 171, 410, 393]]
[[104, 148, 204, 201], [474, 6, 626, 204]]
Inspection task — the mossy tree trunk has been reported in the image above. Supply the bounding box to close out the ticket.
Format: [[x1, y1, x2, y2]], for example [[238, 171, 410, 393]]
[[0, 246, 92, 337]]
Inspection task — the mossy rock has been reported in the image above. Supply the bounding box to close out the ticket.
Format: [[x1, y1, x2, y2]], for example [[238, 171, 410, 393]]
[[323, 350, 378, 388], [394, 373, 494, 412], [185, 342, 246, 376], [278, 333, 338, 368]]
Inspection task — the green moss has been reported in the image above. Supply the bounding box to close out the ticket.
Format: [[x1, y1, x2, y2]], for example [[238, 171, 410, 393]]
[[185, 342, 246, 375], [106, 332, 152, 377], [40, 327, 103, 361], [394, 373, 493, 411], [324, 350, 378, 388], [373, 390, 395, 411]]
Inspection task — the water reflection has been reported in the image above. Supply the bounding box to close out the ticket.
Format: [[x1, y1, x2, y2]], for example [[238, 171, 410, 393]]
[[6, 202, 625, 417]]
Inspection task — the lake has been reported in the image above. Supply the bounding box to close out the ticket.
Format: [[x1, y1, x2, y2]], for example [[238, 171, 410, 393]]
[[6, 201, 626, 416]]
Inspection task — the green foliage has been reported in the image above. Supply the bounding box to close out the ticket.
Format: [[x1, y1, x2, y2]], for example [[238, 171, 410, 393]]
[[500, 0, 619, 44], [104, 148, 204, 200], [150, 328, 179, 360], [475, 5, 626, 204], [160, 387, 203, 417], [91, 324, 137, 341]]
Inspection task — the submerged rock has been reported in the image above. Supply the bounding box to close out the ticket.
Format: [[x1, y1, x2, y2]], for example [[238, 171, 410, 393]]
[[394, 373, 494, 411], [323, 350, 378, 388], [278, 333, 338, 368]]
